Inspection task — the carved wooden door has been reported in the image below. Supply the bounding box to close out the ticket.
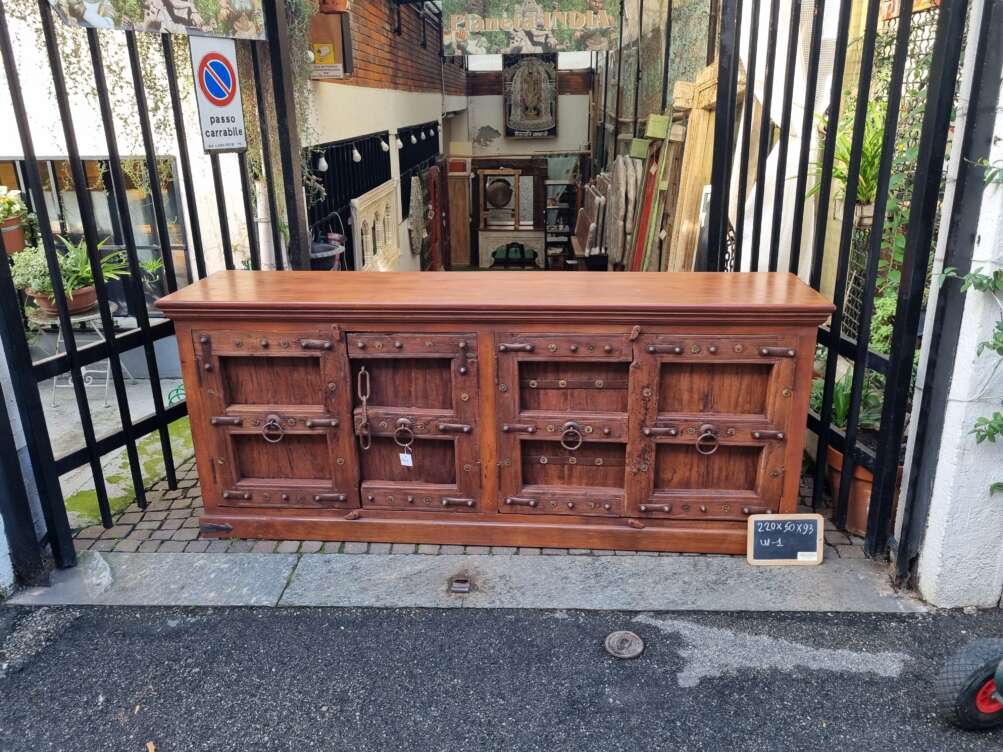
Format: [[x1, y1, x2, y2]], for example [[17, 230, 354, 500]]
[[348, 332, 481, 512], [495, 333, 633, 516], [194, 327, 358, 510], [627, 334, 797, 521]]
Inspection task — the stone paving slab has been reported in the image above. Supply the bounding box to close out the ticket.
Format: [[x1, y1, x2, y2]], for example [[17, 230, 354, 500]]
[[8, 552, 298, 607], [279, 554, 925, 612]]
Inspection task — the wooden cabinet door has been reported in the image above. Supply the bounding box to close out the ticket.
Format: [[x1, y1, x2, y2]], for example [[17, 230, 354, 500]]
[[348, 332, 481, 512], [194, 327, 359, 510], [495, 333, 633, 517], [626, 334, 797, 521]]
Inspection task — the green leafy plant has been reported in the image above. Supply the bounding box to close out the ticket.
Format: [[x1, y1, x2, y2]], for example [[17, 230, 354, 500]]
[[11, 236, 129, 297], [810, 369, 883, 431], [0, 185, 26, 222], [807, 98, 887, 206]]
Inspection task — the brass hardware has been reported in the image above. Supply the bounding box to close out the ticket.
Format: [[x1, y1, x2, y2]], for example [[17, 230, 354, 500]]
[[770, 468, 784, 478], [548, 343, 558, 352], [700, 505, 708, 513], [222, 490, 251, 500], [642, 387, 653, 398], [603, 503, 612, 511], [459, 366, 469, 375], [519, 378, 627, 390], [299, 338, 332, 350], [595, 379, 604, 388], [639, 504, 671, 513], [393, 340, 403, 349], [569, 344, 579, 352], [759, 346, 797, 358], [505, 497, 538, 508], [566, 501, 575, 509], [502, 424, 536, 433], [603, 427, 611, 436], [726, 428, 736, 436], [374, 341, 384, 350], [690, 344, 701, 354], [499, 343, 534, 352], [460, 392, 470, 401], [210, 416, 242, 426], [752, 430, 785, 440], [314, 493, 347, 503], [708, 345, 718, 354], [560, 421, 584, 451], [643, 426, 678, 437], [458, 340, 468, 350], [203, 362, 213, 372], [261, 414, 285, 443], [695, 423, 720, 455], [742, 506, 772, 515], [441, 497, 475, 508], [734, 344, 744, 353], [337, 457, 345, 465], [393, 418, 416, 449], [199, 335, 209, 344], [528, 379, 539, 388], [584, 425, 593, 433], [306, 418, 339, 428], [603, 344, 613, 353], [558, 379, 568, 388], [356, 341, 366, 349], [259, 339, 269, 348], [328, 382, 337, 392], [437, 422, 472, 433], [280, 340, 290, 348], [782, 388, 793, 398], [499, 384, 508, 392], [357, 366, 371, 450]]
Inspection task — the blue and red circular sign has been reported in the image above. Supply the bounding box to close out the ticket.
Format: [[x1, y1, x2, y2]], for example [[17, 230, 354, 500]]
[[197, 52, 237, 107]]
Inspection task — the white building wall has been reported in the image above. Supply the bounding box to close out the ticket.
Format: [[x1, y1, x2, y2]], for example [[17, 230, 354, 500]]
[[913, 0, 1003, 608], [447, 94, 591, 158]]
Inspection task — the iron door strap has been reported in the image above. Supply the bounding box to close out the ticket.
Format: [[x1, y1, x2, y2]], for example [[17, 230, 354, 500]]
[[357, 365, 371, 450]]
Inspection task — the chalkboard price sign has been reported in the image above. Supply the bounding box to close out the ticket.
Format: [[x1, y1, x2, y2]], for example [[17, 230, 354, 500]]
[[746, 514, 824, 566]]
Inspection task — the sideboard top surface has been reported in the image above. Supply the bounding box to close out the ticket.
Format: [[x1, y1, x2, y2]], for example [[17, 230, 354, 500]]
[[157, 271, 834, 324]]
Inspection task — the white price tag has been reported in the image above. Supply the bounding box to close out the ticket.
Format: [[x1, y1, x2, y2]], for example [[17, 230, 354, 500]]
[[399, 452, 413, 467]]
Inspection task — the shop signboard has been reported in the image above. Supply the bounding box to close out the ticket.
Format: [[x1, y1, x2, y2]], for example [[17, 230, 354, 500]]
[[442, 0, 618, 55], [189, 36, 247, 152], [47, 0, 266, 39]]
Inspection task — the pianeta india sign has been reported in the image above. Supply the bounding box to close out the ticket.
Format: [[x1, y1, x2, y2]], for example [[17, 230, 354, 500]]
[[442, 0, 618, 55]]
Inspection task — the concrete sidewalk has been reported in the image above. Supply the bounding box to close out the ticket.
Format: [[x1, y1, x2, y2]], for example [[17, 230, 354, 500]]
[[8, 550, 924, 612]]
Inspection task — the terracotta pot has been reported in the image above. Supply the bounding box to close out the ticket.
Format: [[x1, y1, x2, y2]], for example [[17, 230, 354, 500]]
[[2, 214, 25, 255], [825, 445, 902, 537], [30, 285, 98, 316]]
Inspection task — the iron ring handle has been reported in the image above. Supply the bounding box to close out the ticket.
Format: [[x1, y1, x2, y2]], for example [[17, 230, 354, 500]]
[[560, 421, 584, 451], [695, 424, 719, 456], [262, 414, 285, 444], [393, 418, 415, 448]]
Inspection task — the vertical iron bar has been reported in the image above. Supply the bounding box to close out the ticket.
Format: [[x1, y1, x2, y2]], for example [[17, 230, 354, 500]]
[[600, 49, 610, 169], [807, 0, 856, 290], [749, 0, 781, 270], [124, 31, 178, 294], [660, 0, 674, 111], [209, 153, 235, 270], [767, 0, 803, 271], [612, 0, 626, 165], [787, 0, 827, 274], [252, 41, 285, 271], [824, 0, 902, 528], [90, 27, 176, 496], [263, 0, 310, 269], [633, 0, 645, 137], [894, 0, 1002, 581], [734, 0, 763, 271], [162, 35, 208, 280], [81, 27, 152, 506], [237, 151, 261, 271], [0, 373, 47, 585], [866, 0, 970, 556], [17, 2, 113, 528], [707, 0, 741, 269]]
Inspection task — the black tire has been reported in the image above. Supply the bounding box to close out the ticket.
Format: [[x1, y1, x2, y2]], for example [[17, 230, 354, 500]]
[[935, 639, 1003, 730]]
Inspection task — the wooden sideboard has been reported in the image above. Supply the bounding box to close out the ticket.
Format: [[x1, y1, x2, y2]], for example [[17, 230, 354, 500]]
[[158, 271, 833, 554]]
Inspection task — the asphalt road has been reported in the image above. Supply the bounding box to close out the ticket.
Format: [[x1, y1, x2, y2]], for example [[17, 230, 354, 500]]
[[1, 606, 1002, 751]]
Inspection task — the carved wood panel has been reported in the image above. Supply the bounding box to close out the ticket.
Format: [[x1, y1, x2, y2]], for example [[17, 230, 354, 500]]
[[350, 179, 400, 271], [348, 332, 481, 512], [194, 327, 359, 510], [626, 333, 797, 521]]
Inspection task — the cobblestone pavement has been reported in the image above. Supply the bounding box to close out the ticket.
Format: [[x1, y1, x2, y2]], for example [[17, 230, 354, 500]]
[[72, 458, 868, 558]]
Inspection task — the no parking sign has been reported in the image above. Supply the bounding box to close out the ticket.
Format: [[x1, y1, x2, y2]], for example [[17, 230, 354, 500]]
[[189, 37, 246, 153]]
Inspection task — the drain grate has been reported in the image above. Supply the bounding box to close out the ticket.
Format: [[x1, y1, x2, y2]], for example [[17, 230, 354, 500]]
[[448, 575, 472, 594], [604, 630, 644, 659]]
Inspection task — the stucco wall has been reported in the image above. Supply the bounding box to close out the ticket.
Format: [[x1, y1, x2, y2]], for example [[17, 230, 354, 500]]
[[913, 4, 1003, 607]]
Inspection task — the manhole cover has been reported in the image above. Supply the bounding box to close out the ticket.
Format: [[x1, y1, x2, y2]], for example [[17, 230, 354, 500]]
[[604, 630, 644, 659]]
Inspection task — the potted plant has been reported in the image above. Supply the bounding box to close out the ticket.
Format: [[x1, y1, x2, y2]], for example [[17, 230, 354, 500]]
[[808, 99, 886, 228], [812, 368, 891, 536], [11, 236, 129, 315], [0, 185, 27, 254]]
